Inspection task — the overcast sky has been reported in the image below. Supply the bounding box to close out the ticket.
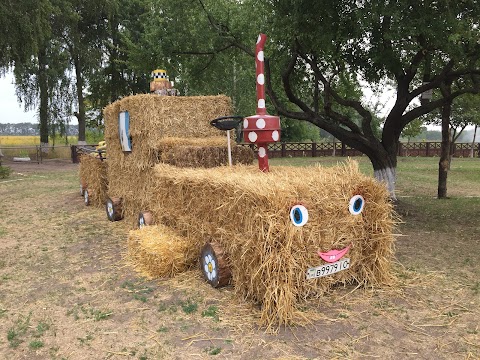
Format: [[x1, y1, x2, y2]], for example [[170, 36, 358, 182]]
[[0, 72, 37, 124]]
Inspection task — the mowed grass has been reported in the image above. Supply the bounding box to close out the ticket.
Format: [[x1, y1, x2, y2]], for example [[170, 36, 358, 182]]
[[270, 155, 480, 197]]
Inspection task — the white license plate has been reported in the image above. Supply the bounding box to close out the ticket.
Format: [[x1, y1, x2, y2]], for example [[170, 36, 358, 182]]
[[306, 258, 350, 279]]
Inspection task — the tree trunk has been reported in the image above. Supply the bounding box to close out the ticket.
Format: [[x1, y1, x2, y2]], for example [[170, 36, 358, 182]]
[[370, 151, 398, 201], [470, 124, 478, 158], [74, 53, 86, 144], [38, 45, 49, 149], [438, 100, 452, 199]]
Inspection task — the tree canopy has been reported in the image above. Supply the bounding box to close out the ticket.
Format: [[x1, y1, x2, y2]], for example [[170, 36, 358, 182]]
[[1, 0, 479, 196]]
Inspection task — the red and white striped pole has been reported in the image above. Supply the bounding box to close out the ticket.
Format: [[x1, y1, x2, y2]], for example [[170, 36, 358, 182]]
[[243, 34, 281, 172]]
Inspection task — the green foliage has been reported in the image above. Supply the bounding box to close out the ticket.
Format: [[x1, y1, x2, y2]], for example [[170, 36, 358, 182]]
[[181, 299, 198, 314], [281, 119, 320, 142], [29, 340, 44, 349], [85, 129, 105, 145], [201, 305, 219, 322], [401, 119, 424, 142], [7, 312, 31, 348], [0, 165, 12, 179], [205, 346, 222, 355]]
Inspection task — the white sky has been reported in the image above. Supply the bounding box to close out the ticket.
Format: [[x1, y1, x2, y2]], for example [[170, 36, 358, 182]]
[[0, 72, 37, 124]]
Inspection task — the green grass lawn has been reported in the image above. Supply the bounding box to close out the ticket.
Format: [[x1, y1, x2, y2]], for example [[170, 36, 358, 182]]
[[270, 156, 480, 198]]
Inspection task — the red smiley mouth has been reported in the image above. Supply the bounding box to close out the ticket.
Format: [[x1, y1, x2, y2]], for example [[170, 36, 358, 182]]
[[318, 244, 351, 263]]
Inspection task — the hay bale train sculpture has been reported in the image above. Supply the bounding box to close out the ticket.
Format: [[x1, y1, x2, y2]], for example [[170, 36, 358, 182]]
[[79, 34, 395, 328]]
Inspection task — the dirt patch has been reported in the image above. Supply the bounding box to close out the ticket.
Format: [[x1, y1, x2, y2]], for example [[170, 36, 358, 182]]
[[0, 166, 478, 359], [1, 159, 77, 174]]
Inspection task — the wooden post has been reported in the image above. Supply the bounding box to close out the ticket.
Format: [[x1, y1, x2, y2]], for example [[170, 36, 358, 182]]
[[312, 142, 317, 157], [426, 142, 430, 157], [71, 145, 78, 163], [341, 141, 346, 157], [281, 142, 286, 157]]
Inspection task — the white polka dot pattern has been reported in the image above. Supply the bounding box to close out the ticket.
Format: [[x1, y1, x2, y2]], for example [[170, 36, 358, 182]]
[[272, 130, 279, 141], [257, 74, 265, 85], [248, 132, 258, 142], [258, 146, 266, 158], [257, 51, 264, 62], [256, 118, 266, 129]]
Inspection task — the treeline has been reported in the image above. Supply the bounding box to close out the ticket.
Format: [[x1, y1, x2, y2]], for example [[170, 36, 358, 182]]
[[0, 123, 78, 136]]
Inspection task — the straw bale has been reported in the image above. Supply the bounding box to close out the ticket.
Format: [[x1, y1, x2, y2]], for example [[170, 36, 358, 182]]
[[78, 155, 108, 207], [127, 225, 197, 278], [103, 95, 232, 171], [161, 144, 253, 168], [144, 159, 395, 329]]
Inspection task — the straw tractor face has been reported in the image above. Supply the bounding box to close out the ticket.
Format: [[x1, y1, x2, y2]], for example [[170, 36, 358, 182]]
[[78, 34, 395, 328]]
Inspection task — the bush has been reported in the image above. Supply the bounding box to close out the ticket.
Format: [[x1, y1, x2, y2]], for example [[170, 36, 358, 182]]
[[0, 165, 12, 179]]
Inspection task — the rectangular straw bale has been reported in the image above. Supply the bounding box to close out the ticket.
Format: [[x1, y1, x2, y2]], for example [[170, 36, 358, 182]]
[[127, 225, 197, 278], [146, 160, 395, 328], [161, 144, 254, 168], [106, 163, 154, 227], [103, 95, 232, 171], [78, 154, 108, 207]]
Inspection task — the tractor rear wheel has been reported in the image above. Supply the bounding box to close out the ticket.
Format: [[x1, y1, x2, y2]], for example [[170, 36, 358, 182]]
[[106, 197, 123, 221]]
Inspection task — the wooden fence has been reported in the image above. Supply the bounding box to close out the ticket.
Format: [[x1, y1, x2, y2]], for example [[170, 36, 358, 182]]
[[67, 141, 480, 164], [241, 141, 480, 158]]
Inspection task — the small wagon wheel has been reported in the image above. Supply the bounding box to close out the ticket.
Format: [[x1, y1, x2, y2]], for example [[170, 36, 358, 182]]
[[80, 181, 87, 197], [84, 189, 90, 206], [200, 242, 232, 288], [106, 197, 123, 221], [138, 211, 154, 229]]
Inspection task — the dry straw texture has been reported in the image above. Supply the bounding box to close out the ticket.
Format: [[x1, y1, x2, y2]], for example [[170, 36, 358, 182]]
[[103, 95, 232, 171], [161, 145, 253, 168], [78, 155, 108, 207], [101, 94, 395, 329], [102, 94, 239, 225], [142, 160, 395, 329], [127, 225, 196, 278]]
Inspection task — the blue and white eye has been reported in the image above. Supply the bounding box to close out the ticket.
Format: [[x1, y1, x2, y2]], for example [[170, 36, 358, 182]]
[[349, 195, 365, 215], [290, 205, 309, 227]]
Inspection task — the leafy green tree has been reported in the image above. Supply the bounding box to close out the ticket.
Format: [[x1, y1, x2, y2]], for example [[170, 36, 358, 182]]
[[159, 0, 480, 198], [1, 0, 53, 144], [258, 0, 480, 198], [13, 38, 72, 146], [53, 0, 111, 143], [0, 0, 51, 69], [401, 119, 424, 143]]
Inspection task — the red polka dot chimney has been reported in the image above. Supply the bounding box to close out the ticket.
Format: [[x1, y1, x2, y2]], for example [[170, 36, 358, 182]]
[[243, 34, 281, 172]]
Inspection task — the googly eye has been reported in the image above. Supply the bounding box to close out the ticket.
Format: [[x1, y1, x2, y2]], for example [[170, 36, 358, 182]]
[[290, 205, 309, 227], [349, 195, 365, 215]]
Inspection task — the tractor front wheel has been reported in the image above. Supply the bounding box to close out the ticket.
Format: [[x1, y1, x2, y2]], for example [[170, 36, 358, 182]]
[[138, 211, 153, 229], [200, 242, 232, 288]]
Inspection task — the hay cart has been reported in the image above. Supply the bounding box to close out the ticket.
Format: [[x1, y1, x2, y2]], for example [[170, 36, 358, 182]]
[[79, 35, 395, 327]]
